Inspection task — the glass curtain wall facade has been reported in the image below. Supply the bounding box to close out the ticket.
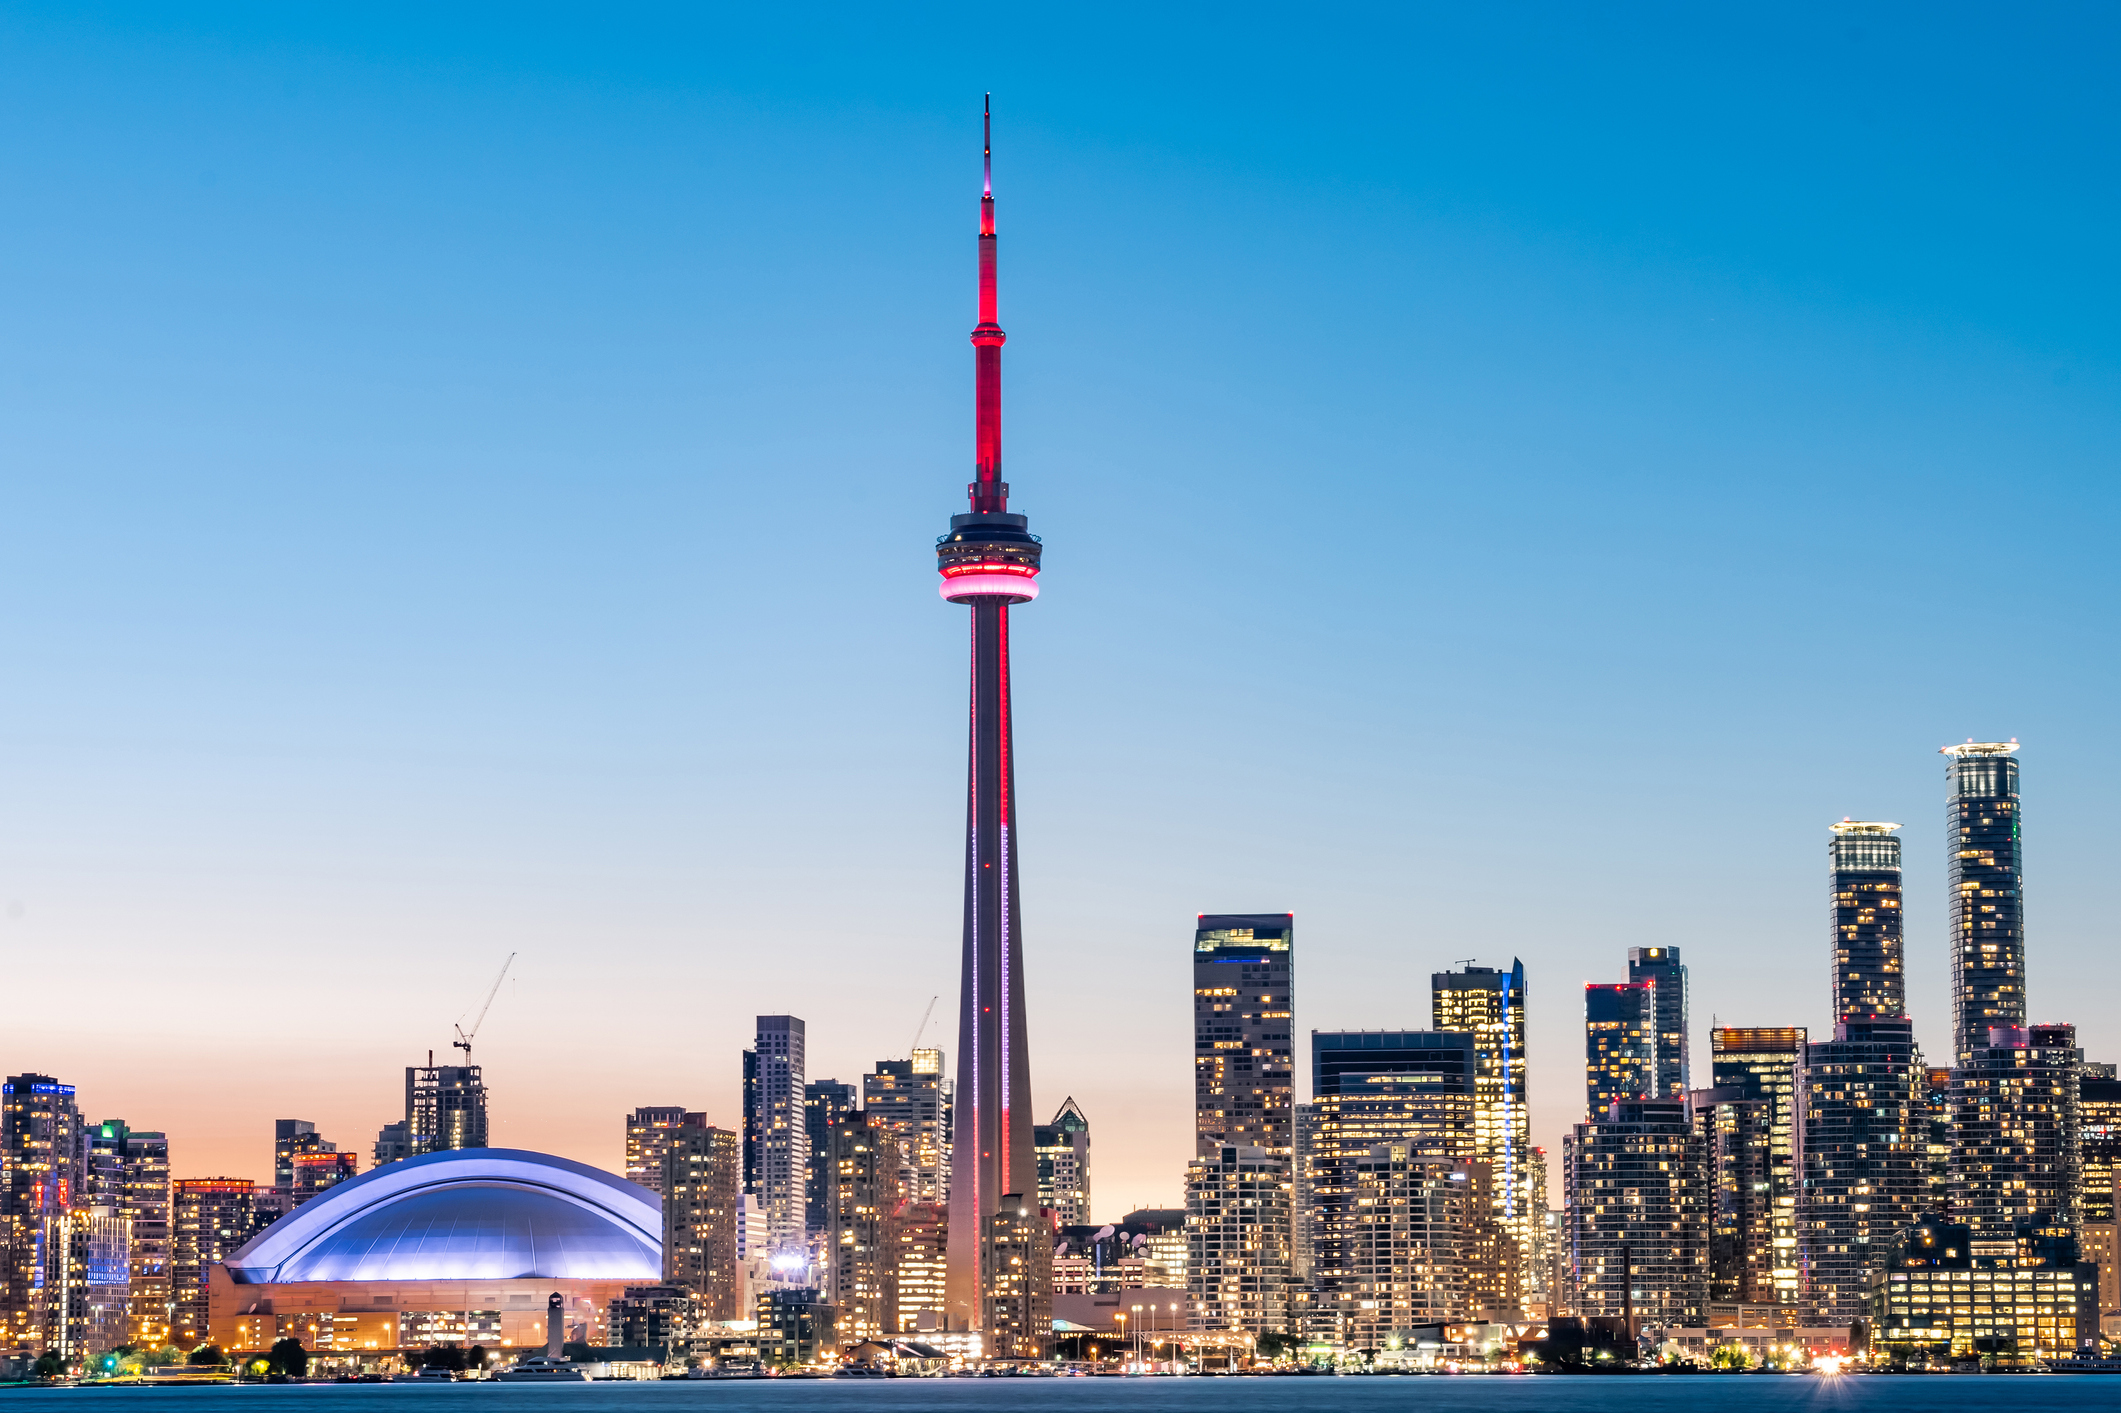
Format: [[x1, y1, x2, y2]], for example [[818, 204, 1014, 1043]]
[[1829, 821, 1905, 1021], [1627, 948, 1689, 1097], [1193, 915, 1295, 1158], [1584, 982, 1657, 1115], [1942, 742, 2025, 1061]]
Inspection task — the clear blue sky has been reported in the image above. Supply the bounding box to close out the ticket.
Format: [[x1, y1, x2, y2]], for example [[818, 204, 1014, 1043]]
[[2, 4, 2117, 1213]]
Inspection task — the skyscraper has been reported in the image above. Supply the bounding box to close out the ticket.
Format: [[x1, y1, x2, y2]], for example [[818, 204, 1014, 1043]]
[[1797, 1017, 1926, 1321], [1710, 1027, 1804, 1308], [1829, 821, 1904, 1021], [1185, 1144, 1292, 1337], [375, 1058, 489, 1162], [1433, 960, 1535, 1310], [806, 1080, 860, 1246], [663, 1117, 743, 1321], [1584, 982, 1657, 1114], [272, 1120, 319, 1198], [1032, 1099, 1090, 1226], [753, 1016, 809, 1260], [1194, 913, 1296, 1157], [939, 101, 1048, 1354], [1942, 741, 2024, 1061], [625, 1106, 695, 1195], [1953, 1023, 2082, 1237], [3, 1074, 83, 1353], [827, 1116, 904, 1342], [1561, 1098, 1707, 1331], [2081, 1066, 2121, 1317], [1303, 1031, 1481, 1337], [1627, 947, 1689, 1096], [290, 1152, 359, 1206], [85, 1121, 170, 1348], [170, 1179, 260, 1347], [865, 1050, 950, 1205]]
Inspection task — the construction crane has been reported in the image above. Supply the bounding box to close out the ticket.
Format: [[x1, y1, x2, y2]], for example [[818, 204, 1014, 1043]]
[[908, 995, 939, 1057], [453, 952, 516, 1062]]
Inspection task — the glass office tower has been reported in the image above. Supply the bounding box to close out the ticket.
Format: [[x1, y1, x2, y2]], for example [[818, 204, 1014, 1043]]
[[1193, 914, 1295, 1157], [1627, 948, 1689, 1097], [1829, 821, 1904, 1021], [1584, 981, 1657, 1115], [1942, 742, 2024, 1061]]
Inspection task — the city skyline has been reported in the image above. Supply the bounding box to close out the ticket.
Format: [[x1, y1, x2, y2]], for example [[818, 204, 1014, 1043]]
[[2, 8, 2120, 1224]]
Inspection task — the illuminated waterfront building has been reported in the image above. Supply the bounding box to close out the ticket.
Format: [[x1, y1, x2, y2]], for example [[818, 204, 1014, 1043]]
[[1334, 1149, 1475, 1349], [273, 1121, 320, 1198], [1797, 1017, 1926, 1321], [1942, 742, 2025, 1061], [375, 1059, 488, 1163], [1627, 948, 1690, 1097], [1584, 982, 1656, 1113], [1693, 1084, 1773, 1305], [1829, 821, 1905, 1020], [663, 1118, 742, 1321], [86, 1120, 171, 1348], [1184, 1145, 1290, 1336], [290, 1152, 360, 1207], [865, 1050, 950, 1205], [805, 1080, 859, 1249], [3, 1074, 84, 1353], [1432, 960, 1535, 1310], [828, 1117, 904, 1342], [1304, 1031, 1487, 1335], [625, 1106, 694, 1195], [1922, 1066, 1953, 1209], [172, 1178, 263, 1348], [1033, 1099, 1090, 1227], [59, 1203, 132, 1362], [1560, 1098, 1707, 1329], [209, 1150, 662, 1359], [1710, 1027, 1804, 1308], [1868, 1215, 2096, 1364], [936, 102, 1049, 1354], [1953, 1024, 2082, 1236], [892, 1201, 949, 1333], [751, 1016, 809, 1260], [1194, 914, 1296, 1158], [2081, 1066, 2121, 1315]]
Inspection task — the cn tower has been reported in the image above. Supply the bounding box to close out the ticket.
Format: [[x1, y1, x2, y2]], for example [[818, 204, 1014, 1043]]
[[939, 97, 1047, 1352]]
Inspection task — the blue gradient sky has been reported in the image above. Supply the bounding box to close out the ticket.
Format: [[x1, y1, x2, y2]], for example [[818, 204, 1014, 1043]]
[[2, 5, 2117, 1214]]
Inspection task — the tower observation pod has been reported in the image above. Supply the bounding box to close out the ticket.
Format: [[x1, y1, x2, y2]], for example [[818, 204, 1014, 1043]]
[[937, 96, 1050, 1360]]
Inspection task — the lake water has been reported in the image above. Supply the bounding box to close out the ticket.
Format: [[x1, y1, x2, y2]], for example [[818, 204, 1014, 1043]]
[[8, 1379, 2121, 1413]]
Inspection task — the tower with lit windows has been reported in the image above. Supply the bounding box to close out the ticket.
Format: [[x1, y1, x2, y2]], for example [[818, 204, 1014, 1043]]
[[940, 99, 1048, 1356], [1942, 741, 2024, 1061]]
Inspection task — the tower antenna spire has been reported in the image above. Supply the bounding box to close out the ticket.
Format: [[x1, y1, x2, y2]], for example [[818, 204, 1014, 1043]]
[[969, 94, 1005, 510]]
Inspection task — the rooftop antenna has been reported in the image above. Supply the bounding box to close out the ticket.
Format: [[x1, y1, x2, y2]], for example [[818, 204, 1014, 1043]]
[[453, 952, 516, 1062], [909, 994, 940, 1057]]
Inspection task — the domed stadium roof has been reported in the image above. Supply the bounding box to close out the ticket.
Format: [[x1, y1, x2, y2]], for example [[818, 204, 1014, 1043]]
[[224, 1148, 661, 1285]]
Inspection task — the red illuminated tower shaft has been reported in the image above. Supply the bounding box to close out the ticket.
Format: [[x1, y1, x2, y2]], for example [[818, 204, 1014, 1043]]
[[936, 97, 1045, 1354]]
